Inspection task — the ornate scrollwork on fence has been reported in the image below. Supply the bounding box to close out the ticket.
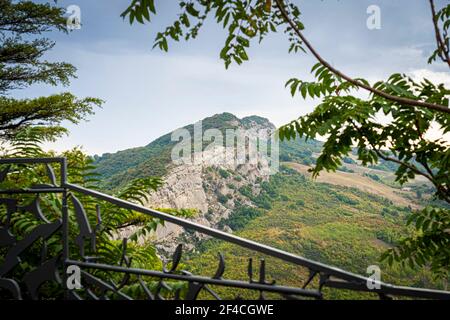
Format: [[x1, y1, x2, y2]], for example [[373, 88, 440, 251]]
[[1, 158, 449, 300], [65, 192, 323, 300], [0, 196, 62, 299]]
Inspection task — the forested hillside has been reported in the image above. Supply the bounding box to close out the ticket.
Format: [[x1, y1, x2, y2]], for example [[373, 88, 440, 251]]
[[2, 0, 448, 302], [186, 166, 445, 299], [93, 113, 276, 190], [92, 112, 446, 298]]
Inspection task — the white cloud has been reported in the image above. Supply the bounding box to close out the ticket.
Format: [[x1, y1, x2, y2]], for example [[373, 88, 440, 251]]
[[409, 69, 450, 87], [27, 0, 450, 155], [38, 46, 316, 155]]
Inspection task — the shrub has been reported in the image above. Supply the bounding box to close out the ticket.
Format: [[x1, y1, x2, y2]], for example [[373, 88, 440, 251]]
[[218, 168, 230, 178], [364, 173, 381, 182], [219, 206, 263, 231], [217, 194, 229, 204], [334, 193, 359, 205], [343, 157, 356, 164]]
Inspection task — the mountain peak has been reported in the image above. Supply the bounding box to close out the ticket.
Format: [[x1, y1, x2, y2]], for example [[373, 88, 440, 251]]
[[200, 113, 275, 131], [241, 115, 275, 130], [94, 112, 278, 189]]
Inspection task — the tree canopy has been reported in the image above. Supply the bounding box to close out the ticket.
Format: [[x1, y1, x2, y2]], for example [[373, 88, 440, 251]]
[[121, 0, 450, 278], [0, 0, 101, 139], [0, 2, 199, 298]]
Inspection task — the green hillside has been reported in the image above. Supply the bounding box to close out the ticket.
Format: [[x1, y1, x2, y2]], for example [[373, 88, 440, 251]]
[[91, 112, 446, 299], [93, 112, 406, 192], [93, 112, 323, 190], [185, 166, 444, 299], [93, 133, 174, 190], [93, 113, 274, 189]]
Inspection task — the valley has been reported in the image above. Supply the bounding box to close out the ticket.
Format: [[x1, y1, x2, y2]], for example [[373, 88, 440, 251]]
[[185, 167, 444, 299], [92, 112, 445, 298], [286, 162, 416, 208]]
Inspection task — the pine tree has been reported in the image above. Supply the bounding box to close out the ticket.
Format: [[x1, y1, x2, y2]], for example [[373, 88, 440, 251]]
[[0, 0, 102, 139]]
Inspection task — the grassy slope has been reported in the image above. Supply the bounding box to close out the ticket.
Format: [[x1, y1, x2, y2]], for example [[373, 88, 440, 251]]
[[286, 162, 417, 208], [91, 113, 445, 298], [93, 113, 274, 190], [185, 167, 443, 299]]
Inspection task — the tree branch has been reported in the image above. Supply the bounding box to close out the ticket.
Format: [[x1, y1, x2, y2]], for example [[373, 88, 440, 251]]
[[349, 120, 450, 203], [274, 0, 450, 114], [375, 149, 450, 203], [116, 220, 142, 229], [429, 0, 450, 67]]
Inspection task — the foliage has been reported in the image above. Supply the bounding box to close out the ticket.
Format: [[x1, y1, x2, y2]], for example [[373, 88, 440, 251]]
[[217, 193, 228, 205], [0, 94, 101, 138], [338, 166, 354, 173], [218, 168, 230, 179], [121, 0, 450, 278], [189, 169, 447, 299], [279, 67, 450, 278], [219, 205, 263, 231], [364, 173, 381, 182], [122, 0, 304, 68], [428, 1, 450, 66], [0, 0, 101, 139], [0, 0, 68, 93], [280, 69, 449, 201], [238, 182, 273, 210], [368, 159, 399, 172], [121, 0, 447, 112], [382, 207, 450, 279], [0, 129, 193, 298], [279, 137, 321, 165], [342, 157, 356, 164]]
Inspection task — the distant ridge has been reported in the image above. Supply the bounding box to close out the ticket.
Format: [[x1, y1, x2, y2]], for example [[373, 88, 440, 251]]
[[93, 113, 294, 190]]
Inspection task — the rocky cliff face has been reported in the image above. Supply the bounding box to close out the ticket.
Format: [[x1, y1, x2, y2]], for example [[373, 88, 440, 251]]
[[116, 114, 277, 254]]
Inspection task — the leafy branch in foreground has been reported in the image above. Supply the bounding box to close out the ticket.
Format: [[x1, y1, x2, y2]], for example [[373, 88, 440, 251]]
[[0, 129, 194, 298], [272, 0, 449, 114], [428, 0, 450, 67], [122, 0, 450, 278], [121, 0, 449, 114], [0, 0, 102, 139], [0, 93, 102, 139], [279, 65, 450, 277], [281, 66, 449, 202], [381, 207, 450, 280]]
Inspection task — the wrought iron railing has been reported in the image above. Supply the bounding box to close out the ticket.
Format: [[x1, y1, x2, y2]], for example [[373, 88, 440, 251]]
[[0, 157, 449, 300]]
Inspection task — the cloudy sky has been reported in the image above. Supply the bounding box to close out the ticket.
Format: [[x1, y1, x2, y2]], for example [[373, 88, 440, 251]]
[[13, 0, 450, 155]]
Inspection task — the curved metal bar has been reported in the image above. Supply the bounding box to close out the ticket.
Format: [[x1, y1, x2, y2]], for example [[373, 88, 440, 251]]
[[65, 183, 361, 281], [64, 182, 450, 299], [0, 158, 66, 165], [1, 157, 449, 300], [67, 259, 323, 299]]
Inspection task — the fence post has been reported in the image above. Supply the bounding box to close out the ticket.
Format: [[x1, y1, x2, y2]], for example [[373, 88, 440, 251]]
[[60, 157, 69, 297]]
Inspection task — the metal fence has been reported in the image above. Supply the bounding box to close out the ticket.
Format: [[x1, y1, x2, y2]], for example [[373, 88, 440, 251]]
[[0, 157, 449, 300]]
